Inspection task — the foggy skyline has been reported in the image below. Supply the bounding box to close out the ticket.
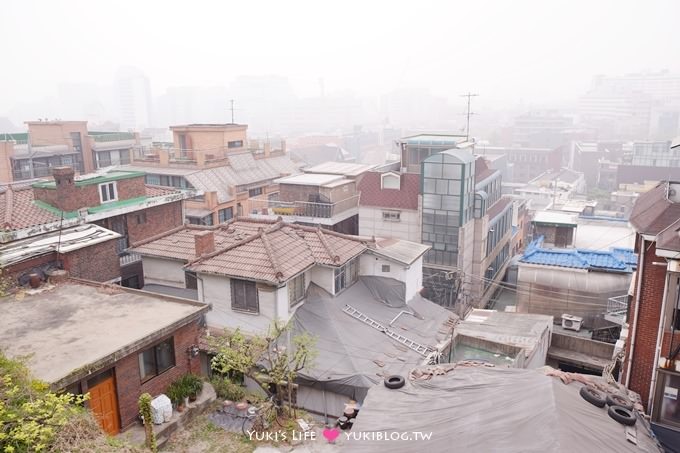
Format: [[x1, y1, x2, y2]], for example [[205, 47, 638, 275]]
[[3, 0, 680, 117]]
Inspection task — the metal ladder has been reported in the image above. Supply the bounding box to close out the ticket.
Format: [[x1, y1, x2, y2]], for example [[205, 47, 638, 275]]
[[343, 305, 434, 357]]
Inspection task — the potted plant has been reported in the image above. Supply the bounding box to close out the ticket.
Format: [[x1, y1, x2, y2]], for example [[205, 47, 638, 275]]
[[181, 374, 204, 402], [166, 380, 187, 412]]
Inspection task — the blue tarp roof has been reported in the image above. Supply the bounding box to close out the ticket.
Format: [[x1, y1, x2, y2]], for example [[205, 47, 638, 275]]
[[520, 236, 636, 272]]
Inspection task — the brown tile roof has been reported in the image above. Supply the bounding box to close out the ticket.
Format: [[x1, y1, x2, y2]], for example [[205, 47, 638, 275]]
[[357, 172, 419, 210], [1, 185, 60, 231], [656, 218, 680, 252], [629, 182, 680, 236], [132, 218, 368, 284], [1, 184, 183, 232]]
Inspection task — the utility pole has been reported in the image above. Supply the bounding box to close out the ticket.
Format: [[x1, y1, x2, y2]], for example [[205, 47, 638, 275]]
[[229, 99, 235, 124], [460, 92, 479, 141]]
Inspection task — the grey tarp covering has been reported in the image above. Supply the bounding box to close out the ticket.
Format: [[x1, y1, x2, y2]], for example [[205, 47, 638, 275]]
[[291, 276, 455, 401], [348, 366, 664, 453]]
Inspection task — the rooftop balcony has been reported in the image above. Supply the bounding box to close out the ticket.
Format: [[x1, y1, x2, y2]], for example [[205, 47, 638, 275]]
[[245, 195, 360, 226], [605, 295, 628, 325]]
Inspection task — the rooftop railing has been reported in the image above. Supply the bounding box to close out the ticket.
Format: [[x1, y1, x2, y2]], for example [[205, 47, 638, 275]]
[[247, 195, 360, 220], [605, 295, 628, 325]]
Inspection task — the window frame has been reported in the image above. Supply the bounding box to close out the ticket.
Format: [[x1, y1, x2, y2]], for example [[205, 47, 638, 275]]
[[334, 257, 359, 294], [382, 210, 401, 222], [138, 337, 175, 383], [231, 279, 259, 314], [288, 273, 306, 308], [653, 369, 680, 429], [218, 207, 234, 223], [98, 181, 118, 203], [248, 187, 263, 197]]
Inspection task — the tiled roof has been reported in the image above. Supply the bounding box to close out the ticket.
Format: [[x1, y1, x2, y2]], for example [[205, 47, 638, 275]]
[[182, 153, 302, 204], [1, 185, 59, 231], [0, 183, 183, 232], [357, 172, 419, 210], [133, 218, 369, 284], [130, 219, 276, 261], [656, 218, 680, 252], [629, 182, 680, 235], [520, 236, 635, 272]]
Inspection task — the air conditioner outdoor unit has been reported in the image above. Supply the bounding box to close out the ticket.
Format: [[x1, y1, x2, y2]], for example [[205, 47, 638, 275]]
[[561, 314, 583, 332]]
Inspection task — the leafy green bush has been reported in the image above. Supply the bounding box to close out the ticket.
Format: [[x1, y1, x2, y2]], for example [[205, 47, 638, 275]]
[[165, 380, 189, 406], [179, 374, 204, 399], [210, 377, 245, 401], [0, 352, 89, 452]]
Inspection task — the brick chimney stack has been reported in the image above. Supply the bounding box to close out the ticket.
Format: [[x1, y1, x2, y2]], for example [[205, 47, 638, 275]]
[[194, 231, 215, 257], [51, 166, 79, 211]]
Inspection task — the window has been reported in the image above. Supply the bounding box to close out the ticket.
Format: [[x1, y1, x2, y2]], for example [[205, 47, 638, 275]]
[[231, 279, 259, 313], [381, 264, 390, 273], [218, 207, 233, 223], [138, 338, 175, 382], [382, 211, 401, 222], [653, 370, 680, 429], [228, 140, 244, 149], [188, 214, 214, 226], [288, 273, 305, 308], [381, 173, 400, 190], [185, 271, 198, 290], [136, 213, 147, 224], [334, 258, 359, 293], [99, 182, 117, 203], [248, 187, 263, 197]]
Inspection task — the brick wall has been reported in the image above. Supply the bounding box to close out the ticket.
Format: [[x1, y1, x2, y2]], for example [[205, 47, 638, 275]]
[[5, 239, 119, 283], [61, 239, 121, 282], [33, 175, 148, 212], [625, 237, 667, 409], [114, 320, 203, 430], [126, 200, 183, 244]]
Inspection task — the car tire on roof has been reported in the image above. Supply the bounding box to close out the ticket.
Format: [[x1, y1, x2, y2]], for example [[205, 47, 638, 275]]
[[606, 393, 634, 411], [579, 386, 606, 408], [608, 405, 637, 426], [384, 375, 405, 389]]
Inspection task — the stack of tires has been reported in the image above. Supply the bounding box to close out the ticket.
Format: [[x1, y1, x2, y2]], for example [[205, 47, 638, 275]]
[[579, 385, 637, 426]]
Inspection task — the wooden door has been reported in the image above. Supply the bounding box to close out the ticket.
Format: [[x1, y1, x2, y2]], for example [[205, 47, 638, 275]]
[[89, 374, 120, 435]]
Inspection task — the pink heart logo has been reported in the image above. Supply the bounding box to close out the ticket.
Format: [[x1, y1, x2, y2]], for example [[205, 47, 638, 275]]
[[322, 427, 340, 442]]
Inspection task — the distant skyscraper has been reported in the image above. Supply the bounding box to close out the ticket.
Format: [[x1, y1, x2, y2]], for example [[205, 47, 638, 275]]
[[115, 66, 152, 131]]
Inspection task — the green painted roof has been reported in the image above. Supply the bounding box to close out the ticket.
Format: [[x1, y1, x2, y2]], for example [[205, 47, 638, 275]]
[[31, 171, 146, 189]]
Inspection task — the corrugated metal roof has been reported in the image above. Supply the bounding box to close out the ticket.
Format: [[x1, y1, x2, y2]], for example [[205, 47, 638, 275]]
[[0, 224, 120, 267]]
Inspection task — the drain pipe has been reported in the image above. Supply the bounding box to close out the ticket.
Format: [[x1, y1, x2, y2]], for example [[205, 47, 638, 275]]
[[625, 236, 645, 387], [649, 268, 671, 412]]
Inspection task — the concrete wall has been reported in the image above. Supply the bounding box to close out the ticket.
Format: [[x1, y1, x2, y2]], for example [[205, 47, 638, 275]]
[[551, 332, 615, 360], [200, 270, 311, 335], [517, 264, 632, 327], [311, 265, 334, 294], [142, 256, 187, 287], [358, 206, 420, 243]]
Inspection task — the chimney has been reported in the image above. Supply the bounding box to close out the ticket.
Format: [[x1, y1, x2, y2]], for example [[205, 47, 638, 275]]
[[194, 230, 215, 257], [50, 166, 79, 211]]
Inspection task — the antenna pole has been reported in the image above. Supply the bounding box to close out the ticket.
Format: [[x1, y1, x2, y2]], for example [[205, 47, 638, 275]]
[[229, 99, 235, 124], [460, 92, 479, 141]]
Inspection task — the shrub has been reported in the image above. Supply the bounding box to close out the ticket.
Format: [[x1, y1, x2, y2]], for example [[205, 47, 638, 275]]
[[210, 377, 245, 401], [179, 374, 204, 399], [165, 380, 189, 406], [0, 352, 89, 452]]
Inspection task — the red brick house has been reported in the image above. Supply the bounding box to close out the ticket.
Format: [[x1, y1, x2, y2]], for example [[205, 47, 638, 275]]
[[0, 166, 192, 287], [624, 181, 680, 443], [0, 279, 209, 434]]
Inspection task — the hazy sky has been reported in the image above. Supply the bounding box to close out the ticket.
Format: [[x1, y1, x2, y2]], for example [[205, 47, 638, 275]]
[[2, 0, 679, 111]]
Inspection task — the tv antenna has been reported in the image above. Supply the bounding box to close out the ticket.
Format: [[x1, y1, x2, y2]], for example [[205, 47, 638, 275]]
[[229, 99, 236, 124], [460, 92, 479, 141]]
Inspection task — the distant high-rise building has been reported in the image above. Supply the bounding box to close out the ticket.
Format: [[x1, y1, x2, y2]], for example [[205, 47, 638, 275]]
[[115, 66, 152, 131]]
